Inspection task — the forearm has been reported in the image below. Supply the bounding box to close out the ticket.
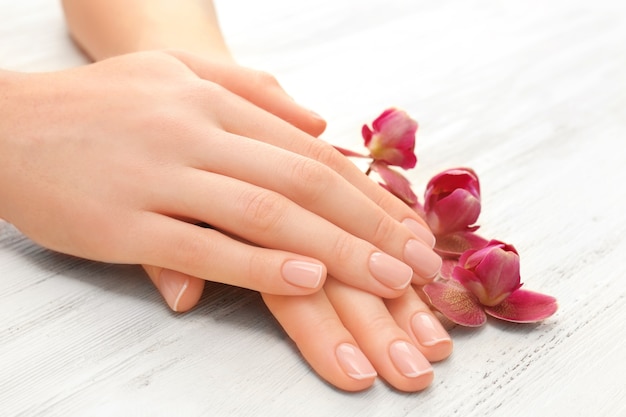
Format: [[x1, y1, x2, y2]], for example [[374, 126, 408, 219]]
[[0, 69, 23, 221], [61, 0, 233, 62]]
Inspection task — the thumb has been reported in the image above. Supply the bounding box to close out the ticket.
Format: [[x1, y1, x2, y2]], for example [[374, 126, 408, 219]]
[[167, 49, 326, 137], [143, 264, 205, 312]]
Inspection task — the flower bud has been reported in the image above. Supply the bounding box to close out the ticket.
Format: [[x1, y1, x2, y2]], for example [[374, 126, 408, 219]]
[[361, 108, 417, 169], [424, 168, 481, 236], [453, 240, 521, 306]]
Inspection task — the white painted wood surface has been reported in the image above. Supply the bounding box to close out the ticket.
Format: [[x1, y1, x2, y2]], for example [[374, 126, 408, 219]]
[[1, 0, 625, 415]]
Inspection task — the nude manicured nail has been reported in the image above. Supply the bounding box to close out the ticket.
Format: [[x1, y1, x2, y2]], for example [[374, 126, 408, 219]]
[[160, 269, 190, 312], [309, 109, 325, 122], [336, 343, 377, 380], [411, 312, 452, 347], [402, 218, 436, 248], [369, 252, 413, 290], [282, 260, 324, 289], [403, 239, 442, 280], [389, 341, 433, 378]]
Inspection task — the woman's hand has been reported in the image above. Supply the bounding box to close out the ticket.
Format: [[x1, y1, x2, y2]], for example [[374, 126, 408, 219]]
[[264, 279, 452, 392], [123, 51, 451, 391], [0, 50, 440, 301]]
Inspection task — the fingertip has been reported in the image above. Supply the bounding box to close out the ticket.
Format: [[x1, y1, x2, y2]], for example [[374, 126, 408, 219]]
[[402, 218, 436, 248], [305, 111, 327, 138], [172, 275, 205, 312], [281, 259, 327, 292], [334, 343, 378, 389], [388, 340, 435, 392], [146, 266, 205, 313]]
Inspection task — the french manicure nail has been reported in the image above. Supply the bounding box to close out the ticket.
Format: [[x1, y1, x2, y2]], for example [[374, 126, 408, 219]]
[[389, 341, 433, 378], [160, 269, 190, 312], [336, 343, 377, 380], [402, 218, 436, 248], [282, 260, 324, 289], [403, 239, 442, 280], [369, 252, 413, 290], [411, 312, 452, 347]]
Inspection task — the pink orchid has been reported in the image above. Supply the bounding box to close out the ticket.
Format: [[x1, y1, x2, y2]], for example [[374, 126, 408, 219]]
[[361, 108, 418, 169], [370, 161, 418, 205], [424, 167, 481, 235], [417, 167, 488, 257], [423, 240, 558, 327]]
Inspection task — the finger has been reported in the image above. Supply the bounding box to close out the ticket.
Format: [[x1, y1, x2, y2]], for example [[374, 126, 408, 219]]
[[262, 290, 377, 392], [385, 286, 453, 362], [143, 264, 205, 313], [207, 92, 429, 230], [167, 50, 427, 238], [166, 49, 326, 137], [325, 278, 435, 392], [132, 212, 327, 295], [178, 129, 440, 283], [157, 168, 413, 298]]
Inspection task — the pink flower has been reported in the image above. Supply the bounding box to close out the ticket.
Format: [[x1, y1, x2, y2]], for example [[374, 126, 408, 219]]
[[418, 168, 487, 257], [423, 240, 558, 326], [424, 168, 481, 236], [362, 108, 418, 169], [370, 161, 418, 205]]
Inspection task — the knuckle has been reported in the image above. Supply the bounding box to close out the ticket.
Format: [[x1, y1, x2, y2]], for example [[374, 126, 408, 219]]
[[330, 233, 358, 265], [246, 250, 276, 284], [370, 214, 398, 247], [372, 189, 397, 213], [240, 189, 287, 234], [289, 157, 335, 203], [306, 141, 344, 169], [183, 79, 228, 106], [289, 312, 339, 340], [250, 69, 280, 90], [310, 314, 341, 336], [364, 313, 396, 335], [170, 230, 216, 270]]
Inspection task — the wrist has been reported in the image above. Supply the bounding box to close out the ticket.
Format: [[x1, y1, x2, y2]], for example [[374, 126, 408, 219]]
[[62, 0, 235, 63], [0, 70, 20, 221]]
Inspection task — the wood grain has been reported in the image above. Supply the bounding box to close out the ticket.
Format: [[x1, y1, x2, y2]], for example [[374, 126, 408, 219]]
[[1, 0, 625, 415]]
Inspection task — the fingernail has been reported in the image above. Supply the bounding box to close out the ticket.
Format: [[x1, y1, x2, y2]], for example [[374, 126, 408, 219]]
[[403, 239, 442, 280], [336, 343, 377, 380], [411, 312, 452, 347], [160, 269, 190, 312], [282, 260, 324, 289], [389, 341, 433, 378], [368, 252, 413, 290], [308, 109, 325, 122], [402, 218, 436, 248]]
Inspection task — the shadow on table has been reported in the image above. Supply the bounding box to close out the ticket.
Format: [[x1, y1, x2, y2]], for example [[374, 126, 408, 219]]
[[1, 221, 282, 339]]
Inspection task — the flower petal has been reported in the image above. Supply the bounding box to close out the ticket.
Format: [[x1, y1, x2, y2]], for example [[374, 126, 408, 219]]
[[434, 231, 489, 259], [333, 145, 369, 158], [363, 108, 418, 169], [473, 244, 521, 304], [371, 162, 417, 205], [423, 280, 487, 327], [423, 168, 481, 235], [373, 109, 418, 147], [361, 125, 373, 146], [439, 258, 458, 279], [425, 189, 481, 235], [484, 289, 558, 323]]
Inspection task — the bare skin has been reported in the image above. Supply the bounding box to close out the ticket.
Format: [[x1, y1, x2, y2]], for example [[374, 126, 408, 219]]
[[0, 0, 453, 392]]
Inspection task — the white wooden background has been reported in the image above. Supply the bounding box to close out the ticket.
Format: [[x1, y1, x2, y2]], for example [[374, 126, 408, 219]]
[[1, 0, 625, 416]]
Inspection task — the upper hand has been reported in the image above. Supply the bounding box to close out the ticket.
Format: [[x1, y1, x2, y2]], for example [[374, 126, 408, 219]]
[[0, 50, 440, 300]]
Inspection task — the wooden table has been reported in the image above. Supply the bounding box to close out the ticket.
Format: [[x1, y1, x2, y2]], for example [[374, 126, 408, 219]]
[[2, 0, 625, 415]]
